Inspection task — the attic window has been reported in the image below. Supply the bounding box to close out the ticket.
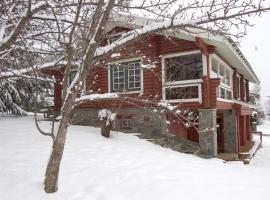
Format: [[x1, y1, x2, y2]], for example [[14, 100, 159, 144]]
[[109, 34, 122, 44]]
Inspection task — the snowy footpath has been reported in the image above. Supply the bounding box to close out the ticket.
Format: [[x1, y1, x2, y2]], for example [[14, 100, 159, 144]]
[[0, 116, 270, 200]]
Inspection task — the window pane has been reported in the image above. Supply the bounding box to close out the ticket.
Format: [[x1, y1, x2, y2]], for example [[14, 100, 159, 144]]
[[219, 64, 225, 84], [216, 87, 219, 98], [226, 90, 232, 100], [165, 53, 203, 82], [220, 87, 225, 99], [211, 58, 218, 78], [237, 76, 241, 99], [225, 69, 231, 86], [109, 34, 122, 44], [128, 62, 141, 89], [135, 82, 140, 88], [129, 82, 134, 88], [165, 86, 199, 100], [112, 65, 125, 91]]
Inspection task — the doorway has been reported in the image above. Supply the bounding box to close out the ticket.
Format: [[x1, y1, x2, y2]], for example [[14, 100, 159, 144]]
[[216, 113, 224, 153]]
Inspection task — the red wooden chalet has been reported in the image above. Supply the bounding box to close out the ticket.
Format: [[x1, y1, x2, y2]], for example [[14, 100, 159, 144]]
[[41, 15, 260, 157]]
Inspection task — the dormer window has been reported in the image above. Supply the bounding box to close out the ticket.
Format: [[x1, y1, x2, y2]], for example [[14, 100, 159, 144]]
[[108, 32, 125, 44], [109, 34, 122, 43]]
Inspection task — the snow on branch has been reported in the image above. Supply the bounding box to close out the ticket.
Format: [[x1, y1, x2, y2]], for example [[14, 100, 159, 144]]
[[0, 60, 76, 79], [98, 109, 116, 122], [75, 93, 119, 103], [0, 1, 48, 52]]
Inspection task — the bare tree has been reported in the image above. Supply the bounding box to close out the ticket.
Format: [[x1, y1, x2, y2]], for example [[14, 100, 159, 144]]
[[1, 0, 270, 194]]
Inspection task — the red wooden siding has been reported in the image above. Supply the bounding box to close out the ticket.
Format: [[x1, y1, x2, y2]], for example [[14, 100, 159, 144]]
[[40, 28, 255, 151], [82, 35, 200, 108], [40, 69, 64, 111]]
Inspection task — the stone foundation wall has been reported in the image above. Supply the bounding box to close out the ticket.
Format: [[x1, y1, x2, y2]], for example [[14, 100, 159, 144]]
[[198, 109, 217, 157], [222, 109, 238, 153], [71, 107, 167, 134]]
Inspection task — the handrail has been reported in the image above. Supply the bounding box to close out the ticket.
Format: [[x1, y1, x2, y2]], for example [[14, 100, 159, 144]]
[[251, 131, 262, 143]]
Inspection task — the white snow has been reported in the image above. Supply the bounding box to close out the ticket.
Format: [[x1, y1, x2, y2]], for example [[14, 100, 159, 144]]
[[0, 60, 73, 79], [98, 109, 116, 123], [75, 93, 119, 103], [1, 117, 270, 200], [141, 63, 156, 69], [110, 53, 121, 58]]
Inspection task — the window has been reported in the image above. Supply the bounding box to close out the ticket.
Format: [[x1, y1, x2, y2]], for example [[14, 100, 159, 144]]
[[237, 75, 241, 100], [69, 70, 77, 85], [164, 53, 203, 82], [243, 79, 247, 101], [110, 60, 142, 93], [219, 64, 225, 84], [211, 56, 233, 100], [226, 90, 232, 100], [219, 87, 226, 99], [109, 34, 121, 43], [225, 69, 231, 86], [121, 116, 133, 129], [165, 86, 199, 100], [128, 63, 141, 89], [162, 51, 203, 103], [218, 88, 232, 100], [211, 58, 219, 77], [112, 66, 125, 91]]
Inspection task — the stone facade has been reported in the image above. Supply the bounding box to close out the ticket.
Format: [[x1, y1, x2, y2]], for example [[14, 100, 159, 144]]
[[198, 109, 218, 157], [222, 109, 238, 153], [71, 107, 167, 134]]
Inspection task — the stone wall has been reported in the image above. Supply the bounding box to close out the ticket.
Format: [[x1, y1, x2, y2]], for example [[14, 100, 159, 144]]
[[71, 107, 167, 134], [222, 109, 238, 153], [198, 109, 217, 157]]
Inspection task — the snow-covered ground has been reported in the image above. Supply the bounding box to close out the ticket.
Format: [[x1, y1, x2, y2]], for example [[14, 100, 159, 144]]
[[0, 116, 270, 200]]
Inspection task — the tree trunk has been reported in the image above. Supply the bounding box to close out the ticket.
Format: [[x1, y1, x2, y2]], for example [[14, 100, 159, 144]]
[[101, 119, 111, 138], [44, 116, 69, 193]]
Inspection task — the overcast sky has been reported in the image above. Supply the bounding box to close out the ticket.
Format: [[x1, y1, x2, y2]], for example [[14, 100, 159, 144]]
[[241, 11, 270, 100]]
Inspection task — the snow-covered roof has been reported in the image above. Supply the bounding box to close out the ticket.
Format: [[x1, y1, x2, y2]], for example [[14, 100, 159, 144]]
[[108, 14, 260, 84]]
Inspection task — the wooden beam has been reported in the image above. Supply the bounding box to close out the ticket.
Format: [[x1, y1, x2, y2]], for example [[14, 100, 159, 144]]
[[195, 37, 215, 55]]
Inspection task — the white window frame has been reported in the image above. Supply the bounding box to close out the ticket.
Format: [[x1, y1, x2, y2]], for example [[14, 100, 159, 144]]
[[161, 50, 205, 85], [127, 62, 141, 90], [210, 54, 234, 100], [108, 57, 144, 94], [112, 65, 125, 91], [162, 83, 202, 103], [161, 50, 204, 103]]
